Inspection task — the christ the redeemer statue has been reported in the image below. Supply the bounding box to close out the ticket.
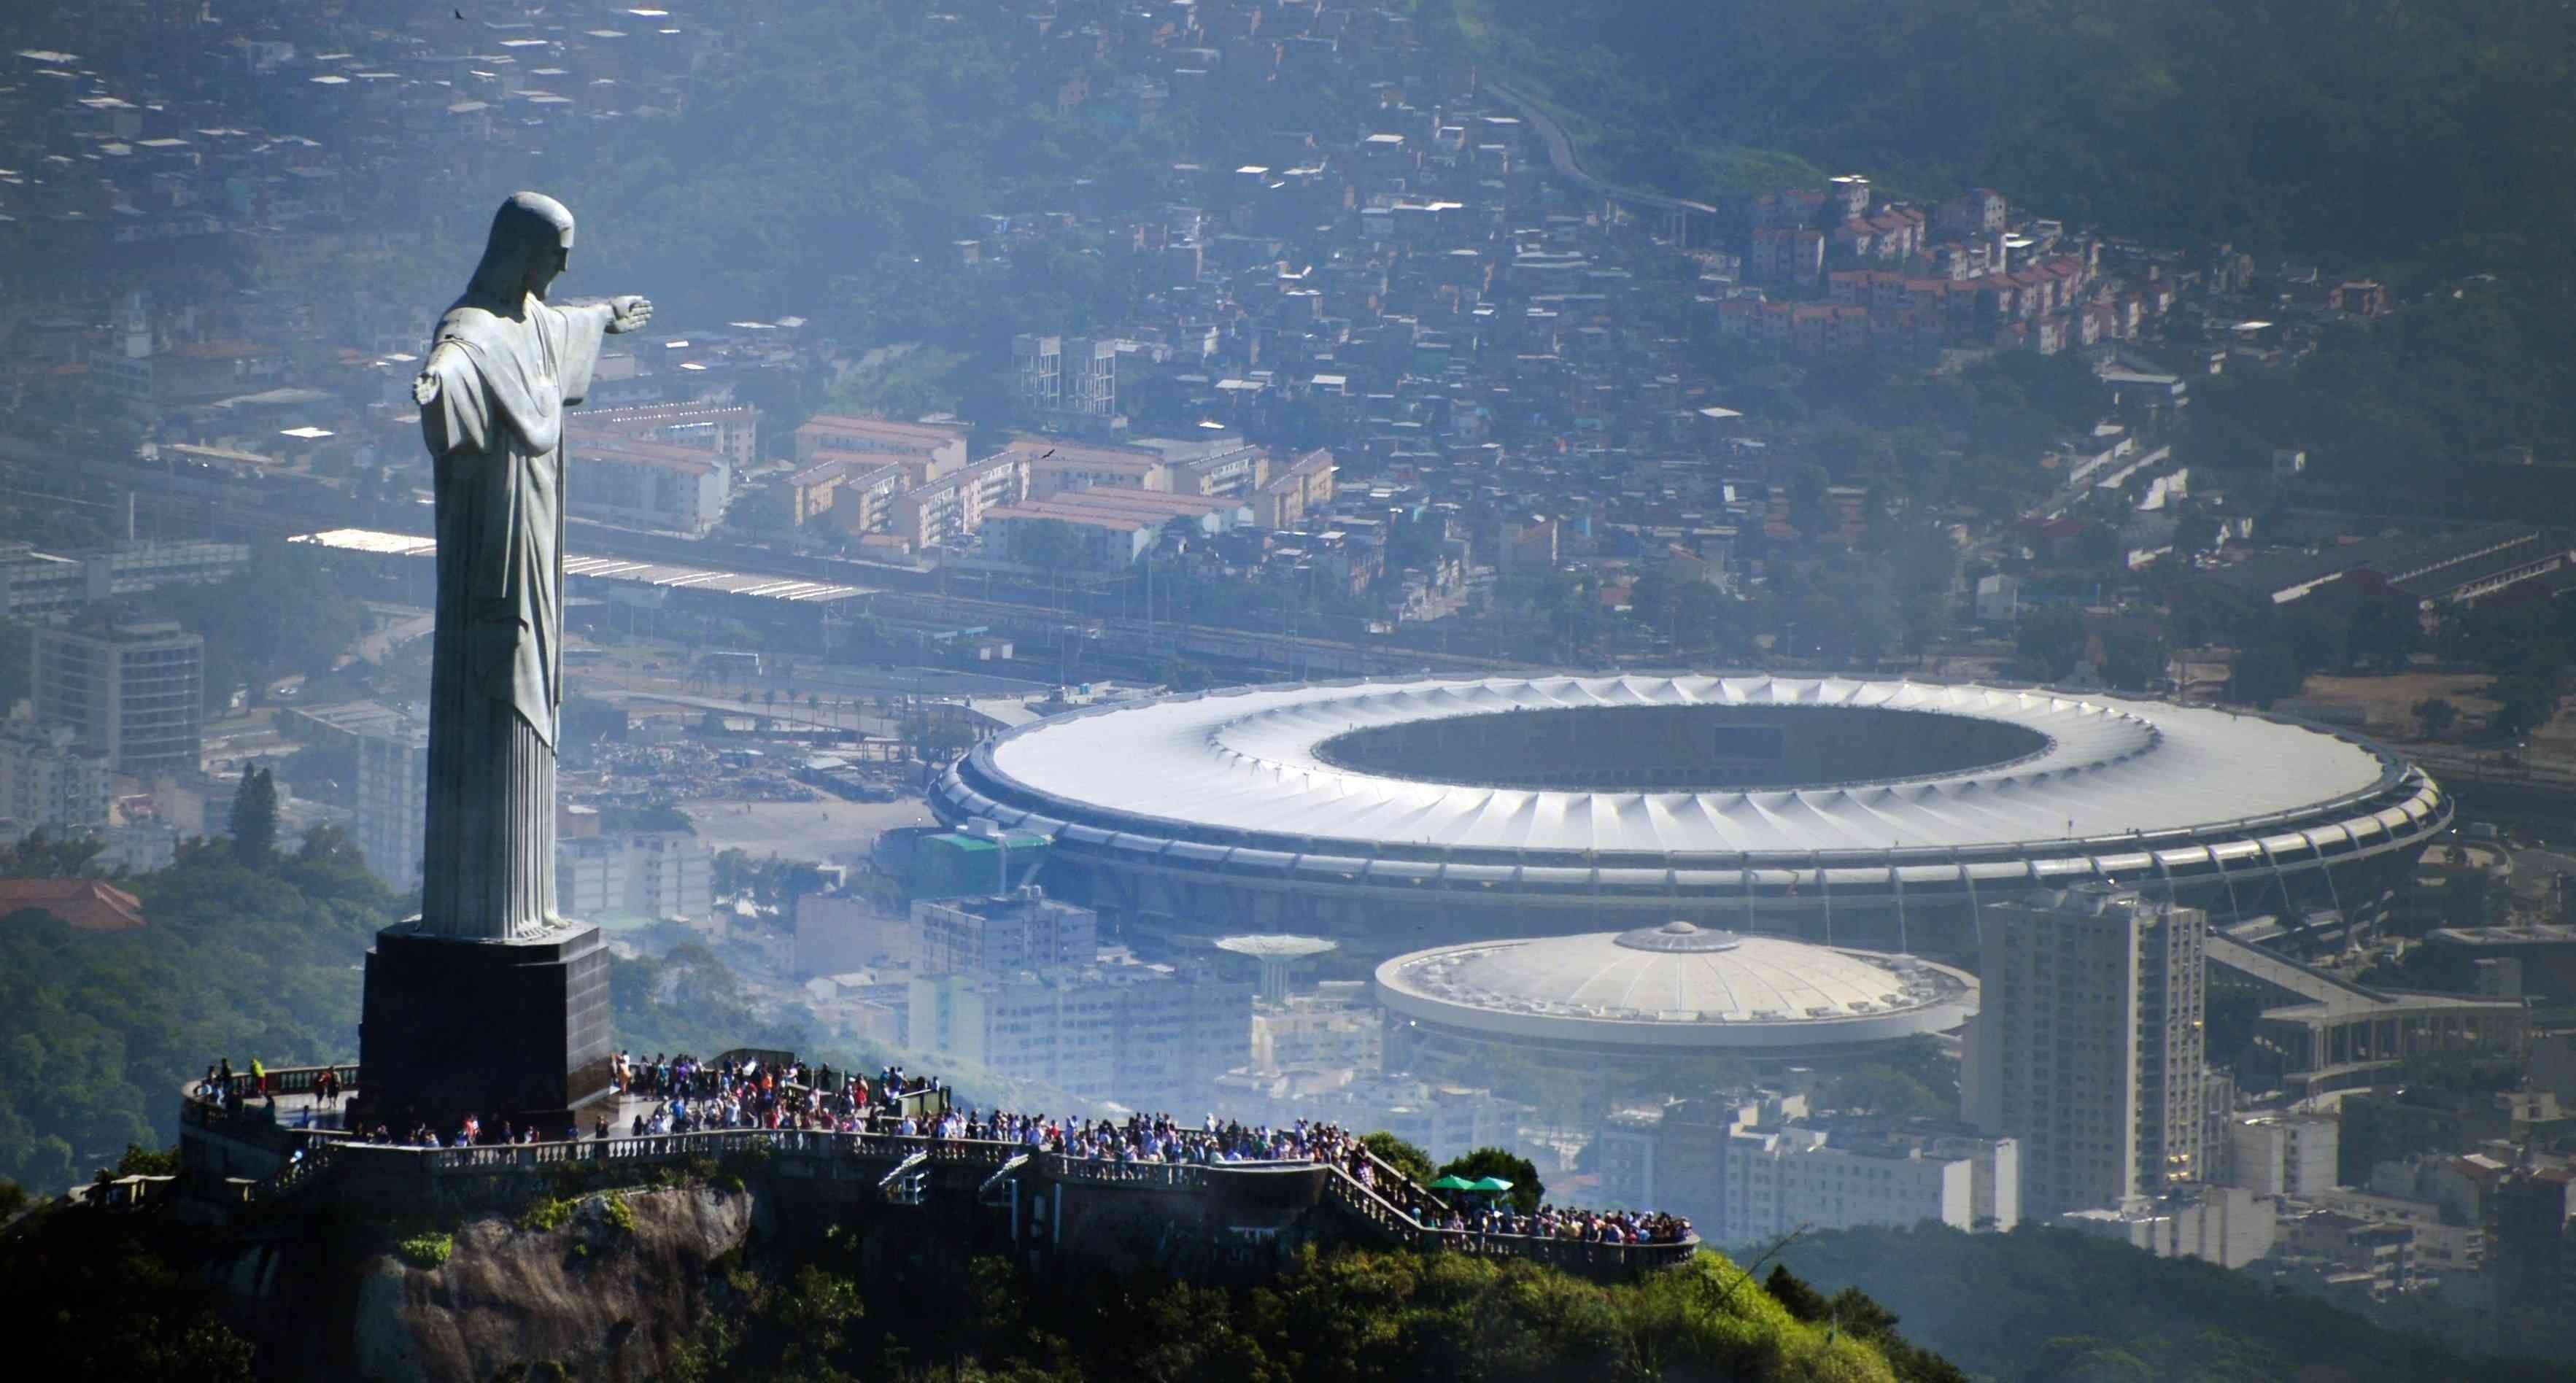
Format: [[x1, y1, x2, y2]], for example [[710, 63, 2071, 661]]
[[410, 192, 650, 940]]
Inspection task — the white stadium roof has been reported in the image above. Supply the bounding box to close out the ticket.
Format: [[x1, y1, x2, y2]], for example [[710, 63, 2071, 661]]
[[979, 675, 2394, 857]]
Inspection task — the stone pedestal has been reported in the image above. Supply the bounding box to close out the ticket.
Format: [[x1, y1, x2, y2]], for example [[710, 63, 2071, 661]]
[[356, 921, 615, 1136]]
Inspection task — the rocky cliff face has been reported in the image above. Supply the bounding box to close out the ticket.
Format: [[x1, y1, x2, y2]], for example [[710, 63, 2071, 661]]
[[217, 1186, 761, 1382]]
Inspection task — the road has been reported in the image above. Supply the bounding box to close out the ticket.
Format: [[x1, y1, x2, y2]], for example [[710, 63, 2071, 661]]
[[1482, 80, 1718, 218]]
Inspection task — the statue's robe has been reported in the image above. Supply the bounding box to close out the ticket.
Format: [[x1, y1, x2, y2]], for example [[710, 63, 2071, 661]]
[[415, 293, 606, 940]]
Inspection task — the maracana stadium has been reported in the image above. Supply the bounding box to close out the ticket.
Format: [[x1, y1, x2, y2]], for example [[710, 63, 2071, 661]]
[[930, 673, 2450, 958]]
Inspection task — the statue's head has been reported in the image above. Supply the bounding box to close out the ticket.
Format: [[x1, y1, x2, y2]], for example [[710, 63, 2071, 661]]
[[468, 191, 576, 305]]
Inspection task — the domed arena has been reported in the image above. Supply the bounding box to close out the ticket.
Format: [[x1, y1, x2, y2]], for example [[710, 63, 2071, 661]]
[[1374, 922, 1976, 1067], [932, 673, 2450, 958]]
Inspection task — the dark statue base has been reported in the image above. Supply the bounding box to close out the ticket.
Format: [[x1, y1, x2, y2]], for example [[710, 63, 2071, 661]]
[[355, 921, 615, 1137]]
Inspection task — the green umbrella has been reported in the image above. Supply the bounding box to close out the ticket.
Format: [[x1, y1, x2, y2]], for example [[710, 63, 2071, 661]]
[[1427, 1174, 1477, 1190], [1469, 1177, 1515, 1194]]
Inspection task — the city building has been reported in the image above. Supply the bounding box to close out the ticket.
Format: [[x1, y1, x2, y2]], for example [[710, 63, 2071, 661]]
[[579, 400, 760, 470], [2493, 1169, 2576, 1322], [1012, 333, 1119, 418], [1252, 448, 1337, 530], [889, 450, 1031, 550], [913, 889, 1099, 975], [979, 488, 1247, 570], [1722, 1119, 2021, 1244], [824, 461, 910, 536], [794, 893, 914, 977], [1964, 886, 2208, 1217], [568, 437, 732, 535], [29, 619, 204, 777], [1246, 981, 1380, 1072], [1012, 437, 1173, 497], [0, 541, 251, 619], [0, 723, 112, 833], [2057, 1184, 2277, 1269], [352, 712, 429, 891], [794, 415, 967, 477], [1596, 1092, 1798, 1228], [557, 831, 714, 925], [908, 958, 1251, 1110], [2228, 1112, 2339, 1198], [1272, 1073, 1528, 1165]]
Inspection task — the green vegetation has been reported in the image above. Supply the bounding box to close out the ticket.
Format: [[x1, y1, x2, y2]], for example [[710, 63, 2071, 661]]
[[1360, 1131, 1435, 1185], [395, 1229, 455, 1268], [225, 768, 278, 867], [674, 1242, 1938, 1382], [1435, 1147, 1546, 1215], [1444, 0, 2576, 268], [1434, 0, 2576, 507], [154, 543, 369, 710], [517, 1196, 579, 1234], [2192, 276, 2576, 487], [0, 829, 397, 1193], [1775, 1223, 2564, 1383], [0, 1201, 257, 1381]]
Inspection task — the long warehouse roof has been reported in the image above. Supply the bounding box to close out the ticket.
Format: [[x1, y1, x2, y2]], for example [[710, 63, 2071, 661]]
[[290, 527, 870, 603]]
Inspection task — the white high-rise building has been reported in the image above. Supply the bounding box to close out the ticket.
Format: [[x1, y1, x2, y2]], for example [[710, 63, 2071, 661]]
[[1012, 333, 1119, 418], [1965, 886, 2209, 1217], [1721, 1124, 2021, 1242], [557, 831, 714, 923], [2228, 1112, 2339, 1198], [0, 723, 112, 832], [908, 959, 1250, 1109], [353, 718, 430, 891]]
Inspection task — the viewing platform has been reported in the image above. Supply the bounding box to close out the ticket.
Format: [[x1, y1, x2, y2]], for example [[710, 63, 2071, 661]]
[[174, 1058, 1698, 1282]]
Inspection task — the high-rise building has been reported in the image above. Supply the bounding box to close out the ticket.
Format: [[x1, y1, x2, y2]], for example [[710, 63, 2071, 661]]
[[557, 831, 714, 924], [2228, 1112, 2339, 1198], [0, 722, 112, 832], [1722, 1122, 2021, 1244], [1965, 886, 2209, 1217], [908, 959, 1250, 1109], [1012, 333, 1118, 418], [2494, 1169, 2576, 1322], [912, 889, 1098, 975], [29, 619, 204, 777], [353, 716, 430, 891]]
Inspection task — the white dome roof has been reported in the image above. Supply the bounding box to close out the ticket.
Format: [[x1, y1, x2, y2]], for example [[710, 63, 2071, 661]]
[[1375, 924, 1976, 1050]]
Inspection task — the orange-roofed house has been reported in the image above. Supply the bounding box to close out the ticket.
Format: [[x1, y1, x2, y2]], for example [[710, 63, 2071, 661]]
[[0, 878, 145, 931]]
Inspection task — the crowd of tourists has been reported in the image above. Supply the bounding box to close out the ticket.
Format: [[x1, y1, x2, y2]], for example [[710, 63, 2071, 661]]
[[212, 1049, 1690, 1249], [1437, 1204, 1694, 1246]]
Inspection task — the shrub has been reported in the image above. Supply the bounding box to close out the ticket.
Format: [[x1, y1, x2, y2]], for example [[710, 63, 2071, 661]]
[[396, 1231, 454, 1268]]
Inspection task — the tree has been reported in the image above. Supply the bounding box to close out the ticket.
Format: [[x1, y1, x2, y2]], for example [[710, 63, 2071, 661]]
[[226, 768, 278, 867], [1766, 1265, 1831, 1322], [2014, 607, 2086, 683], [0, 828, 110, 879], [2229, 643, 2303, 708], [1435, 1146, 1544, 1215], [2412, 697, 2459, 741], [1360, 1131, 1434, 1186]]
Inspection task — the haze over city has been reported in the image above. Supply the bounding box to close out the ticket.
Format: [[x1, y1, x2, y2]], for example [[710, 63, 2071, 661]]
[[3, 2, 2575, 1380]]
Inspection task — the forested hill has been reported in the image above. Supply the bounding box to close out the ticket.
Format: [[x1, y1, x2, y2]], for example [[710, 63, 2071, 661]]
[[1444, 0, 2576, 271]]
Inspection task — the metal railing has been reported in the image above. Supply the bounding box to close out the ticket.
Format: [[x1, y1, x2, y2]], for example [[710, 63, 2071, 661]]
[[223, 1115, 1697, 1271]]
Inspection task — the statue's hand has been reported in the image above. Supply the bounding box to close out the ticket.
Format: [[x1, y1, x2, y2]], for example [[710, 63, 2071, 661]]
[[413, 369, 441, 408], [606, 295, 653, 334]]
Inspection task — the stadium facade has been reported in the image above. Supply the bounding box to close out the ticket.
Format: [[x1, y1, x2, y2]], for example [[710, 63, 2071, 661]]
[[931, 674, 2450, 959]]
